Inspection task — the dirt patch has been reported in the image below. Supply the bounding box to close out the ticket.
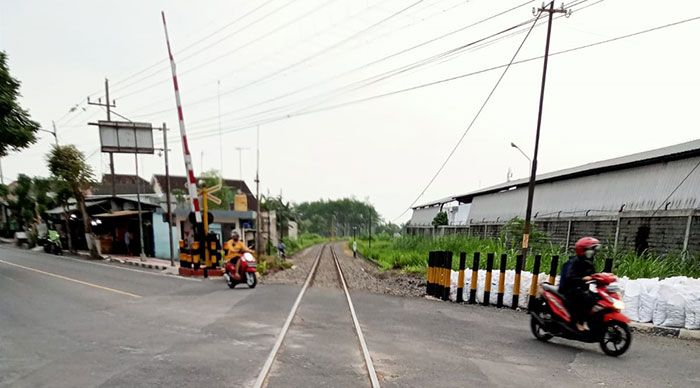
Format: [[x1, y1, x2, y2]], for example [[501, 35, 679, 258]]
[[262, 245, 321, 285], [263, 242, 425, 298], [332, 242, 425, 298]]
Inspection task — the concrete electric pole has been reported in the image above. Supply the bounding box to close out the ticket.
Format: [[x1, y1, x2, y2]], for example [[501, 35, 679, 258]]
[[87, 79, 117, 197], [521, 2, 570, 258]]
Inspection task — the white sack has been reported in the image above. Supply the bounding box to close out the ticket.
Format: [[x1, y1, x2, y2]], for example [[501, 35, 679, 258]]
[[638, 278, 660, 323], [622, 279, 642, 322]]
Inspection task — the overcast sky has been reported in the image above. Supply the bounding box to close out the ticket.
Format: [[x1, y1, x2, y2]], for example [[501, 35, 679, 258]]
[[1, 0, 699, 223]]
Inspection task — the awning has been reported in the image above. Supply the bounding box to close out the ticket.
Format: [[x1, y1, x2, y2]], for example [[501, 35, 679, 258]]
[[45, 200, 109, 214], [93, 210, 149, 218]]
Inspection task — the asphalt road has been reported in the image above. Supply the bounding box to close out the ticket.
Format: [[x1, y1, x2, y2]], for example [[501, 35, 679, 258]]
[[1, 244, 699, 387]]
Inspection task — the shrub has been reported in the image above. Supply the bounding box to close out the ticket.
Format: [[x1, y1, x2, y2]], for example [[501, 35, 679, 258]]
[[355, 234, 699, 279]]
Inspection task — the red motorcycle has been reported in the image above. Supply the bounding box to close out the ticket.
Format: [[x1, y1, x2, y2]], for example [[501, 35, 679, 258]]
[[223, 252, 258, 289], [529, 273, 632, 356]]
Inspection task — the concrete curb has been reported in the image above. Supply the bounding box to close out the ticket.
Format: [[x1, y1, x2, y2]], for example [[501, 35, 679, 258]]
[[630, 322, 700, 341], [122, 259, 169, 271], [101, 256, 170, 271], [131, 261, 168, 270]]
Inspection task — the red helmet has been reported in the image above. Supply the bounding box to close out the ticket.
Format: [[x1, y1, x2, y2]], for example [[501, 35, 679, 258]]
[[574, 237, 601, 257]]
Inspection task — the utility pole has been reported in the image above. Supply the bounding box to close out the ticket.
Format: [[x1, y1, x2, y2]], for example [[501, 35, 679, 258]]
[[87, 78, 117, 197], [218, 80, 224, 176], [368, 209, 372, 251], [521, 2, 570, 258], [255, 126, 261, 257], [162, 123, 175, 266], [133, 124, 146, 260], [235, 147, 249, 180]]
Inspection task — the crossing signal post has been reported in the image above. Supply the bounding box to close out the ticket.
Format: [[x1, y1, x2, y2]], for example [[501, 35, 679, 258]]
[[198, 182, 222, 268]]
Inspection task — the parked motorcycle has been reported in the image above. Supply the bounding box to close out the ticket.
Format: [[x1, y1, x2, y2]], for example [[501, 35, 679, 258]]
[[529, 273, 631, 356], [223, 252, 258, 289], [43, 230, 63, 255]]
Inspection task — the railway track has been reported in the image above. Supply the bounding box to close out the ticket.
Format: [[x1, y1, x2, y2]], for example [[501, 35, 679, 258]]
[[253, 244, 380, 388]]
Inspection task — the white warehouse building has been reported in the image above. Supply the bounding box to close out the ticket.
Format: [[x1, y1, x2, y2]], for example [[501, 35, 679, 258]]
[[407, 139, 700, 254]]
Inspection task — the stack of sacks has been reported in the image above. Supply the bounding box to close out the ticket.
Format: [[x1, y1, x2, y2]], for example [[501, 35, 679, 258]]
[[620, 276, 700, 330]]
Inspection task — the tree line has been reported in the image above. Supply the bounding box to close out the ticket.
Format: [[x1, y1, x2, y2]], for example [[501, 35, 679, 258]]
[[263, 196, 400, 238]]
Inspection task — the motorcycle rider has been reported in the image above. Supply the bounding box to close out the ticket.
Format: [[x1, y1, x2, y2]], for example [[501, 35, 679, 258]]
[[224, 230, 253, 281], [559, 237, 601, 331]]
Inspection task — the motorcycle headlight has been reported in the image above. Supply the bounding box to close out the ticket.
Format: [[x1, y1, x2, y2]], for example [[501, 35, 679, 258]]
[[612, 299, 625, 311]]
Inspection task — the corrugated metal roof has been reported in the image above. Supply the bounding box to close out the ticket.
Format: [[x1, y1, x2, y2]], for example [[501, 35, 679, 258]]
[[413, 196, 459, 209], [467, 156, 700, 223], [456, 139, 700, 203], [409, 203, 472, 226], [45, 200, 109, 214]]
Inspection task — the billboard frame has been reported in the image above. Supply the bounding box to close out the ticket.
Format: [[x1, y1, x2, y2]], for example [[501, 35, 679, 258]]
[[96, 120, 154, 155]]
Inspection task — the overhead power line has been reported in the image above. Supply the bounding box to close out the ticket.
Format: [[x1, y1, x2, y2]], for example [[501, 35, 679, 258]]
[[121, 0, 431, 114], [180, 0, 427, 110], [164, 0, 600, 132], [136, 0, 532, 123], [114, 0, 340, 100], [164, 12, 700, 146], [53, 0, 283, 127], [186, 16, 538, 131], [181, 13, 541, 142], [175, 0, 281, 56], [180, 0, 599, 135], [128, 0, 431, 120], [393, 8, 543, 220], [108, 0, 280, 90], [110, 0, 301, 96]]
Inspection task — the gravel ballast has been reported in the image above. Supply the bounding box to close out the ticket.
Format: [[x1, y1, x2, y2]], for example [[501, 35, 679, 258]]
[[263, 242, 425, 297]]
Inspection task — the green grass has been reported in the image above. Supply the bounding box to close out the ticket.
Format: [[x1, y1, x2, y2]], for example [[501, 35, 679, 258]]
[[257, 255, 293, 275], [282, 233, 327, 256], [354, 234, 700, 279], [605, 250, 700, 279]]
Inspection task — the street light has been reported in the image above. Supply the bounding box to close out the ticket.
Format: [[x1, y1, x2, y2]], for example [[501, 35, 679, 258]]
[[39, 122, 58, 145], [510, 142, 531, 164]]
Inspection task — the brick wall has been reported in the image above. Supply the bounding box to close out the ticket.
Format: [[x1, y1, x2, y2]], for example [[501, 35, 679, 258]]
[[469, 224, 503, 239], [688, 216, 700, 253], [536, 220, 569, 246], [470, 225, 485, 238], [617, 216, 689, 253], [486, 224, 502, 239], [569, 220, 617, 248], [440, 227, 469, 236]]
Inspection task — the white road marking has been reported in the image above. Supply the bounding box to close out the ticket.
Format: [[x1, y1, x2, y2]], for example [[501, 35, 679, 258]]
[[0, 259, 142, 298], [22, 250, 201, 282]]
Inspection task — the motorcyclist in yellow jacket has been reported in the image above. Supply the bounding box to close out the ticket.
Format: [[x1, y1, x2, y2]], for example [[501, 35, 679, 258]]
[[224, 230, 252, 280]]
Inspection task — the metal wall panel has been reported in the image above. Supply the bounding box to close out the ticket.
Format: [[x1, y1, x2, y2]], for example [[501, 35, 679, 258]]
[[409, 206, 440, 226], [468, 156, 700, 223]]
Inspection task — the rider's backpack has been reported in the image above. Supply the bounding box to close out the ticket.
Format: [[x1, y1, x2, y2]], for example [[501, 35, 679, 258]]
[[558, 257, 574, 292]]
